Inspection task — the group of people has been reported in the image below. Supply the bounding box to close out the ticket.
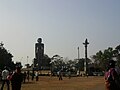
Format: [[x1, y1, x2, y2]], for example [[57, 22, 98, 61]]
[[0, 66, 40, 90], [1, 60, 120, 90], [57, 69, 71, 80], [1, 66, 23, 90], [56, 60, 120, 90]]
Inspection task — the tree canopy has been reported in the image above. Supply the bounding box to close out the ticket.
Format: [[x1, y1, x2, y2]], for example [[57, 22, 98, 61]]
[[0, 43, 14, 70], [91, 45, 120, 71]]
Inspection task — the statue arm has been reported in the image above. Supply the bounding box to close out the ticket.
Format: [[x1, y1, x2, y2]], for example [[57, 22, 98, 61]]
[[43, 44, 44, 54], [35, 43, 37, 58]]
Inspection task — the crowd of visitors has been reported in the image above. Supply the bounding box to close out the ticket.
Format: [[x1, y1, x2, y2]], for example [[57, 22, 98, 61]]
[[0, 66, 40, 90], [0, 59, 120, 90]]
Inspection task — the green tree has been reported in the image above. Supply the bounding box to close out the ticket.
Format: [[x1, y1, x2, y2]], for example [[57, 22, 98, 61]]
[[51, 55, 64, 72], [75, 58, 84, 71], [115, 45, 120, 66], [0, 43, 14, 69], [33, 54, 51, 69], [92, 47, 114, 71], [43, 54, 51, 69]]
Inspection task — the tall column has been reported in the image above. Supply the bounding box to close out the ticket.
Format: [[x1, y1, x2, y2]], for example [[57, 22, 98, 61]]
[[78, 47, 80, 60], [83, 39, 89, 74]]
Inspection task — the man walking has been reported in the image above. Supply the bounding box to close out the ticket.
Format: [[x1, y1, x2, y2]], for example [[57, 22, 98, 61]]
[[1, 66, 10, 90], [10, 66, 23, 90]]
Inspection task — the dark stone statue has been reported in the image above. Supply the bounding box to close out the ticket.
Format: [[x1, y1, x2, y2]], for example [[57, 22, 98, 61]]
[[35, 38, 44, 70]]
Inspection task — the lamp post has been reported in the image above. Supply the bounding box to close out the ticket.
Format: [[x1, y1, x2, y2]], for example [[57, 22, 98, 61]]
[[83, 38, 89, 75]]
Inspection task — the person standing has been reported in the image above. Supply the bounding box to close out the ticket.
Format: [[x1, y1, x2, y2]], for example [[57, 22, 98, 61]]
[[27, 71, 30, 82], [68, 70, 71, 79], [105, 60, 120, 90], [10, 66, 23, 90], [35, 71, 39, 81], [1, 66, 10, 90], [58, 70, 63, 80], [31, 70, 35, 81], [23, 71, 27, 83]]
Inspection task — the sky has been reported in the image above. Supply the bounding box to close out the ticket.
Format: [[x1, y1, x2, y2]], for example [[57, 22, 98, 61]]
[[0, 0, 120, 66]]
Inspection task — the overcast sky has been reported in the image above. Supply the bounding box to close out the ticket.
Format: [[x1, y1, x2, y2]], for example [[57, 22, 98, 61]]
[[0, 0, 120, 66]]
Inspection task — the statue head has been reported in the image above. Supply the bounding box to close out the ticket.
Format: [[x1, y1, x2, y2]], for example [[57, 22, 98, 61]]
[[37, 38, 42, 43]]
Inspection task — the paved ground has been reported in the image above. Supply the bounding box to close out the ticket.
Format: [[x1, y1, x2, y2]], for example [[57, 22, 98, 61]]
[[0, 76, 105, 90]]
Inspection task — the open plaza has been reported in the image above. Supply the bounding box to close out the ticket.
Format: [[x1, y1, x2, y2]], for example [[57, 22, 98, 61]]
[[8, 76, 105, 90], [22, 76, 105, 90]]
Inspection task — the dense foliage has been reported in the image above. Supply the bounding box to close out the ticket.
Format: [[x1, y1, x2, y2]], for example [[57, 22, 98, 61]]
[[91, 45, 120, 71], [0, 44, 15, 70]]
